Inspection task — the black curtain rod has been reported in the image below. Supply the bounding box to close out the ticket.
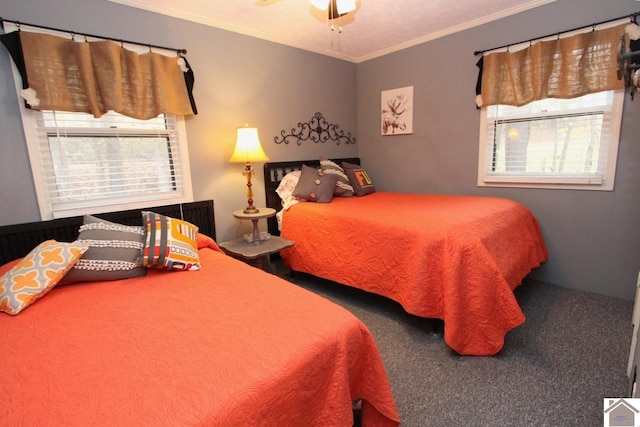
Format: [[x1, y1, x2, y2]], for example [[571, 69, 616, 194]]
[[474, 10, 639, 56], [0, 17, 187, 55]]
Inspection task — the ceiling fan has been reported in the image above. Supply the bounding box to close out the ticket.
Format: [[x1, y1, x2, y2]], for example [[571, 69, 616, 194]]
[[259, 0, 356, 20], [258, 0, 357, 32], [310, 0, 356, 20]]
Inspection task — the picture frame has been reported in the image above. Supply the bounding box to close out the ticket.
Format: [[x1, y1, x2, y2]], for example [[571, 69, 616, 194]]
[[381, 86, 413, 135]]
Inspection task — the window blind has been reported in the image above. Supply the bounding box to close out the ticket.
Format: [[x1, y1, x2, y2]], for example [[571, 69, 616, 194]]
[[33, 110, 189, 215], [479, 90, 623, 189]]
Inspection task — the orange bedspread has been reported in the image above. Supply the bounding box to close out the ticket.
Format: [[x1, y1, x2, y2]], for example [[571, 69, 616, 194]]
[[1, 245, 399, 426], [281, 192, 547, 356]]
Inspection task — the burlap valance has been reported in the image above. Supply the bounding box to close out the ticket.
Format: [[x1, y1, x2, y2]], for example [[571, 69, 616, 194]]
[[0, 30, 197, 119], [476, 23, 628, 107]]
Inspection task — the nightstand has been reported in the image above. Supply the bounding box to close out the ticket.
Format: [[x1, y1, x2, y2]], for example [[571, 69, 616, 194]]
[[218, 207, 294, 273], [231, 208, 277, 243]]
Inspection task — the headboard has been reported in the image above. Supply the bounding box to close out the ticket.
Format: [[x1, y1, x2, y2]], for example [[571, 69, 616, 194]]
[[263, 158, 360, 236], [0, 200, 215, 266]]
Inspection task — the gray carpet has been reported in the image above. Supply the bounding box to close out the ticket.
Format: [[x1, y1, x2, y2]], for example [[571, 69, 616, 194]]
[[284, 267, 633, 426]]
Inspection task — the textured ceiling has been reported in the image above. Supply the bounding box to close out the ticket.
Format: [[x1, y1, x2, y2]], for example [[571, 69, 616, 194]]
[[107, 0, 556, 62]]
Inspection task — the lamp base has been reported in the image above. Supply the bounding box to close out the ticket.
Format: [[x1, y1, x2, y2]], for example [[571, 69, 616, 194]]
[[243, 206, 260, 214]]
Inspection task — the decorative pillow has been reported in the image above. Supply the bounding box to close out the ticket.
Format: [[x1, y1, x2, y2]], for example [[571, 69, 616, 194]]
[[276, 170, 303, 210], [320, 158, 354, 197], [62, 215, 147, 283], [292, 164, 339, 203], [342, 161, 376, 196], [140, 211, 200, 271], [0, 240, 88, 315]]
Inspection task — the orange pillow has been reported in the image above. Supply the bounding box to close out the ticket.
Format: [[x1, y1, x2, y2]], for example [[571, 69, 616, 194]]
[[0, 240, 88, 315]]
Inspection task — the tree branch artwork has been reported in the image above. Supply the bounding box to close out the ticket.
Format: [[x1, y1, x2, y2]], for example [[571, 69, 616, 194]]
[[381, 86, 413, 135]]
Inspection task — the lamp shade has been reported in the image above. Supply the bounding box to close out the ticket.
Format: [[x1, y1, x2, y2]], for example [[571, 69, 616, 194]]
[[229, 126, 269, 163]]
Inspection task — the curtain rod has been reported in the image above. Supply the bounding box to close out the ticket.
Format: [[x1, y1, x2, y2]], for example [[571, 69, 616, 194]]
[[473, 10, 639, 56], [0, 17, 187, 55]]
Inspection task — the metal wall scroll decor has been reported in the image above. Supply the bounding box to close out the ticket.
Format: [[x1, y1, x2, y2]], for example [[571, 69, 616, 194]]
[[274, 112, 356, 146]]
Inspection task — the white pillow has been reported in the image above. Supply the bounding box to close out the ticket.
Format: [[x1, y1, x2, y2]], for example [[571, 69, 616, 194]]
[[276, 170, 303, 211]]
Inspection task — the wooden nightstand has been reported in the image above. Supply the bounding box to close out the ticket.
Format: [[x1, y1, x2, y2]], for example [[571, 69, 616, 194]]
[[219, 207, 294, 273]]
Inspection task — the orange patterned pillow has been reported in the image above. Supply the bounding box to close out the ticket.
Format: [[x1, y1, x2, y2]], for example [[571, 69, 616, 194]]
[[0, 240, 89, 315], [140, 211, 200, 271]]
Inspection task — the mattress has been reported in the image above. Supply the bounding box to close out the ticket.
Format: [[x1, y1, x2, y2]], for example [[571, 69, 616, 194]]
[[280, 192, 548, 356], [1, 241, 399, 426]]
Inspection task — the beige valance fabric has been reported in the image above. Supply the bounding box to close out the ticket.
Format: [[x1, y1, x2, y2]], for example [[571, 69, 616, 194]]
[[479, 24, 627, 107], [5, 31, 196, 119]]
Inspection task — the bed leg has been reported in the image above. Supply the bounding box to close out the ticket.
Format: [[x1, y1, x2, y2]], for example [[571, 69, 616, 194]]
[[352, 399, 362, 427], [431, 319, 444, 337]]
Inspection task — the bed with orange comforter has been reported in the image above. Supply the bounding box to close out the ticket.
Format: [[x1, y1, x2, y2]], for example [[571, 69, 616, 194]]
[[264, 161, 547, 356], [0, 201, 399, 427]]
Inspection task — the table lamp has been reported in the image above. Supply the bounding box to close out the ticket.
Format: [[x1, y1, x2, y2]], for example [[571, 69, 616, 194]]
[[229, 124, 269, 214]]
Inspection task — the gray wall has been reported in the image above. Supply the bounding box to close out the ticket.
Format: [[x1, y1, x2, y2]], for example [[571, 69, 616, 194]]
[[356, 0, 640, 300], [0, 0, 638, 300], [0, 0, 358, 243]]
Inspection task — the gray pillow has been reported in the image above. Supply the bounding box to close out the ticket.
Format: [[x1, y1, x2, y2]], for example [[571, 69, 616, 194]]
[[342, 161, 376, 196], [62, 215, 147, 283], [292, 164, 339, 203], [320, 158, 354, 197]]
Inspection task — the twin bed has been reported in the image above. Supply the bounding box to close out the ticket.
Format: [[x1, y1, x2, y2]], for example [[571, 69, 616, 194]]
[[0, 200, 399, 426], [264, 158, 548, 356]]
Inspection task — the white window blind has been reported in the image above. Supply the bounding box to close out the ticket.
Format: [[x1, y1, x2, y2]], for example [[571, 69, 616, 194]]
[[478, 89, 624, 190], [25, 110, 193, 219]]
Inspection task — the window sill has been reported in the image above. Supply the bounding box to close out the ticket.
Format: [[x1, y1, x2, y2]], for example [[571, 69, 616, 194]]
[[478, 177, 613, 191]]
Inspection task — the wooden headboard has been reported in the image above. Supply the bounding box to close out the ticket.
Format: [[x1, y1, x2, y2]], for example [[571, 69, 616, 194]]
[[263, 158, 360, 236], [0, 200, 215, 265]]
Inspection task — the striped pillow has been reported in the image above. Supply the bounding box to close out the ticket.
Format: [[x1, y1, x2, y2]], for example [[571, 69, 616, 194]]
[[140, 211, 200, 271], [320, 158, 354, 197], [63, 215, 147, 283]]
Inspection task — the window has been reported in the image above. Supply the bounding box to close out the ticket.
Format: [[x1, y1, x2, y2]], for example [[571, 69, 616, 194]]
[[20, 108, 193, 219], [478, 89, 624, 190], [3, 21, 194, 220]]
